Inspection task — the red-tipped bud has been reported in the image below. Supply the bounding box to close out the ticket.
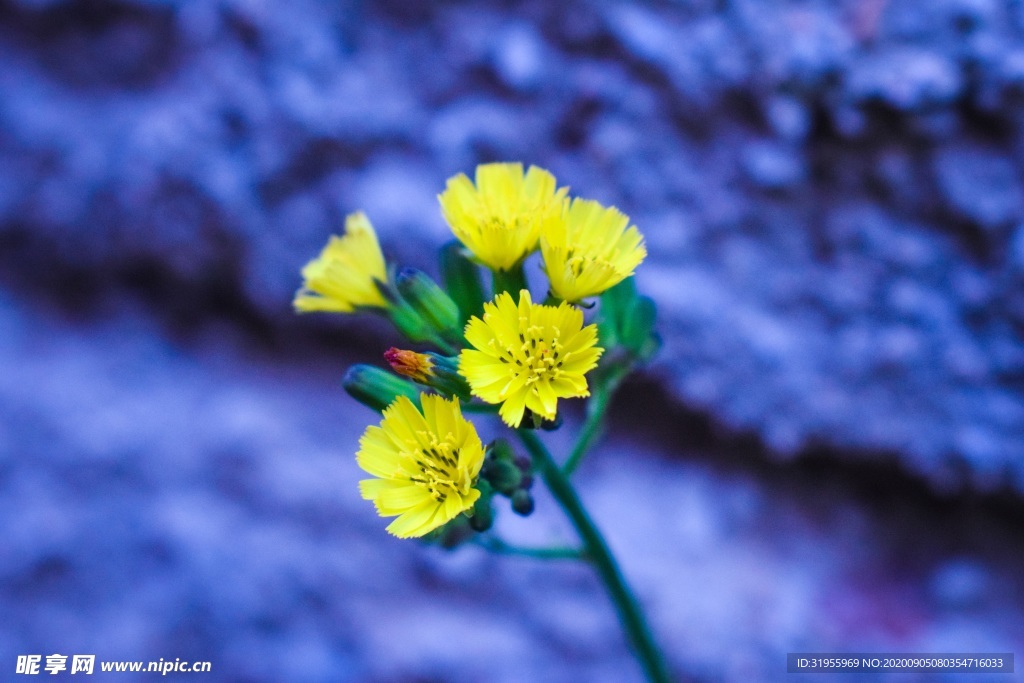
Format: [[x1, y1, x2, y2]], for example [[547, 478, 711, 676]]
[[384, 347, 435, 383]]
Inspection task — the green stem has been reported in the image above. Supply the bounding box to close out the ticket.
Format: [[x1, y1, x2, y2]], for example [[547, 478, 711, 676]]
[[473, 535, 584, 560], [562, 363, 629, 476], [492, 265, 528, 298], [461, 401, 500, 414], [517, 431, 672, 683]]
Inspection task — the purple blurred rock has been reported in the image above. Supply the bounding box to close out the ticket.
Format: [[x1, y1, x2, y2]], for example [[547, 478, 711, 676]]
[[0, 0, 1023, 493], [0, 295, 1021, 682]]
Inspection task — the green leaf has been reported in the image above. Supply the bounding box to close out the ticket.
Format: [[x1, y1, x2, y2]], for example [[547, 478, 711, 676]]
[[623, 295, 657, 356]]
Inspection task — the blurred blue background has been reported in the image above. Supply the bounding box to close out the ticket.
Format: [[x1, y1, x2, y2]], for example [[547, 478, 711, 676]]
[[1, 0, 1023, 680]]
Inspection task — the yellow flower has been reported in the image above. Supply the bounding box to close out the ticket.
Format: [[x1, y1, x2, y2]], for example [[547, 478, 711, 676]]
[[357, 394, 485, 538], [294, 212, 389, 313], [459, 290, 603, 427], [541, 198, 647, 302], [438, 162, 567, 271]]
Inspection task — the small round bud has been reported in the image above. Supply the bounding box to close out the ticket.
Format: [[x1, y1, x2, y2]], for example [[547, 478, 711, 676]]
[[432, 517, 473, 549], [511, 490, 534, 516], [489, 439, 516, 463], [539, 413, 563, 431], [483, 459, 521, 496], [469, 506, 494, 532], [469, 489, 494, 531], [522, 409, 561, 431]]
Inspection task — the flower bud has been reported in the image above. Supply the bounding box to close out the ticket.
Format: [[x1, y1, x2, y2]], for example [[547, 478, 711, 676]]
[[469, 483, 495, 532], [385, 299, 434, 343], [384, 347, 435, 384], [511, 490, 534, 516], [396, 267, 461, 336], [384, 348, 472, 400], [429, 517, 474, 550], [342, 364, 420, 412], [483, 458, 522, 496], [425, 354, 473, 399], [521, 409, 562, 430], [489, 439, 515, 463]]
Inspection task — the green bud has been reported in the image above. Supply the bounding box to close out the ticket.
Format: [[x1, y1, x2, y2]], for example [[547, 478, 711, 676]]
[[373, 271, 434, 343], [342, 364, 421, 412], [539, 412, 563, 431], [511, 490, 534, 516], [386, 300, 434, 343], [489, 439, 516, 463], [483, 458, 521, 496], [513, 452, 532, 473], [426, 353, 473, 399], [384, 348, 472, 400], [396, 267, 461, 336], [426, 516, 474, 550], [469, 482, 495, 532], [440, 241, 486, 326], [522, 409, 562, 431]]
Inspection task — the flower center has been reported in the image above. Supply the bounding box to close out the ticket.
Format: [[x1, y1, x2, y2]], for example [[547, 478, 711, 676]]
[[565, 249, 615, 278], [492, 327, 567, 386], [479, 214, 526, 235], [406, 436, 463, 503], [566, 250, 588, 278]]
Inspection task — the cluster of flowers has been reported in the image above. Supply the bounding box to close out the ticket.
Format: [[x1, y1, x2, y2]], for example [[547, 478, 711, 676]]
[[295, 163, 653, 539]]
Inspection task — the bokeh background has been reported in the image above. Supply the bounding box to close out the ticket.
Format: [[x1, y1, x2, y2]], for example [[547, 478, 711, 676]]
[[2, 0, 1024, 680]]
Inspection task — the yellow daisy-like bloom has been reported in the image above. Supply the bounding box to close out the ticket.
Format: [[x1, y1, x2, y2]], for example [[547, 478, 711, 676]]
[[541, 198, 647, 302], [438, 162, 568, 271], [293, 212, 389, 313], [357, 394, 485, 538], [459, 290, 603, 428]]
